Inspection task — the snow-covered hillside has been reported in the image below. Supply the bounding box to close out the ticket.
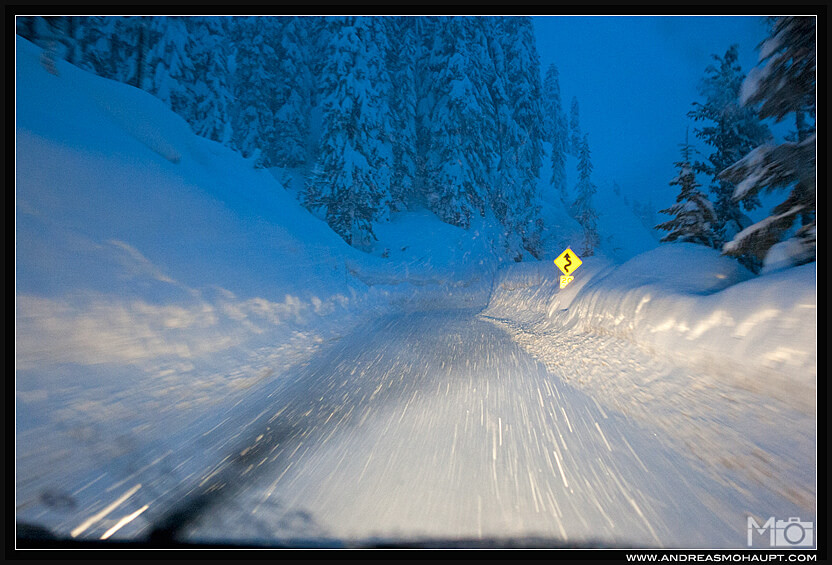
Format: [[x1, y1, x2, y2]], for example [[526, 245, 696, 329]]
[[15, 34, 510, 378]]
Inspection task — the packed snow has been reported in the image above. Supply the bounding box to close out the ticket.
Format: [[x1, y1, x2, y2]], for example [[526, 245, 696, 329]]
[[15, 36, 815, 548]]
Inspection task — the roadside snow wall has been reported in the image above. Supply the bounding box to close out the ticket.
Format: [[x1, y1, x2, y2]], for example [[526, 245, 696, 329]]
[[484, 244, 817, 408]]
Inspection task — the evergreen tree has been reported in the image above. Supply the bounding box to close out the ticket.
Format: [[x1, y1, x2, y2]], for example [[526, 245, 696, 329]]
[[141, 17, 189, 111], [412, 17, 435, 209], [302, 17, 391, 248], [271, 17, 313, 168], [571, 134, 600, 256], [481, 17, 512, 226], [362, 17, 396, 222], [656, 131, 717, 246], [57, 16, 147, 85], [720, 16, 816, 268], [569, 96, 582, 156], [419, 17, 490, 229], [229, 17, 279, 166], [688, 44, 771, 255], [181, 17, 233, 145], [72, 16, 122, 79], [81, 16, 157, 92], [386, 17, 420, 209], [543, 63, 569, 202], [504, 17, 545, 257], [485, 17, 545, 258]]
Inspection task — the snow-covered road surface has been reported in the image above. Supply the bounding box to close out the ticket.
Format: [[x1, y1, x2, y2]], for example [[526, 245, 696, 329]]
[[163, 308, 811, 548], [17, 306, 814, 548]]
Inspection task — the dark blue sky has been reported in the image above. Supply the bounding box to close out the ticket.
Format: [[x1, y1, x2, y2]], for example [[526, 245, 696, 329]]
[[533, 15, 772, 210]]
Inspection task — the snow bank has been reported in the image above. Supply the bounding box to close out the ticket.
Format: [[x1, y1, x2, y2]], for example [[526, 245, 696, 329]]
[[484, 243, 816, 409], [15, 34, 499, 380]]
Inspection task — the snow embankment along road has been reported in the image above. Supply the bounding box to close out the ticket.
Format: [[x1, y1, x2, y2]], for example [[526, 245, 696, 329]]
[[485, 243, 816, 412]]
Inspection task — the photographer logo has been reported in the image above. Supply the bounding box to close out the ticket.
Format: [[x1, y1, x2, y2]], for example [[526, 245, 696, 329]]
[[747, 516, 814, 547]]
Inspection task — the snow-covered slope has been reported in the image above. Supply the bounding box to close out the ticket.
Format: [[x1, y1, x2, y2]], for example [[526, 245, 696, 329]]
[[484, 243, 816, 410], [15, 34, 507, 376]]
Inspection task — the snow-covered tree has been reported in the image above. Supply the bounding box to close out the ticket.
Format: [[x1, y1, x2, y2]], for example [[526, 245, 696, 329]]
[[502, 18, 544, 180], [656, 131, 717, 246], [487, 17, 545, 258], [419, 17, 490, 229], [719, 16, 816, 268], [688, 44, 771, 254], [229, 17, 280, 167], [363, 17, 396, 222], [140, 17, 191, 113], [70, 16, 119, 79], [179, 17, 233, 145], [47, 16, 147, 85], [384, 17, 419, 209], [116, 18, 154, 88], [571, 134, 600, 256], [569, 96, 582, 156], [505, 17, 545, 257], [480, 18, 511, 226], [271, 17, 313, 168], [543, 64, 569, 202], [302, 17, 392, 248]]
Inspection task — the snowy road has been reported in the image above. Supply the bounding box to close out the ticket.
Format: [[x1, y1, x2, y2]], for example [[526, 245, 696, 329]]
[[155, 307, 810, 548], [17, 306, 813, 548]]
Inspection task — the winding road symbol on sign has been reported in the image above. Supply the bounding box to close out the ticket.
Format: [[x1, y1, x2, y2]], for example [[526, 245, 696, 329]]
[[554, 248, 582, 276]]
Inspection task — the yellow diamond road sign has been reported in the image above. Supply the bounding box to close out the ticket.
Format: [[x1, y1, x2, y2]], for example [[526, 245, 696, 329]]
[[554, 248, 582, 276]]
